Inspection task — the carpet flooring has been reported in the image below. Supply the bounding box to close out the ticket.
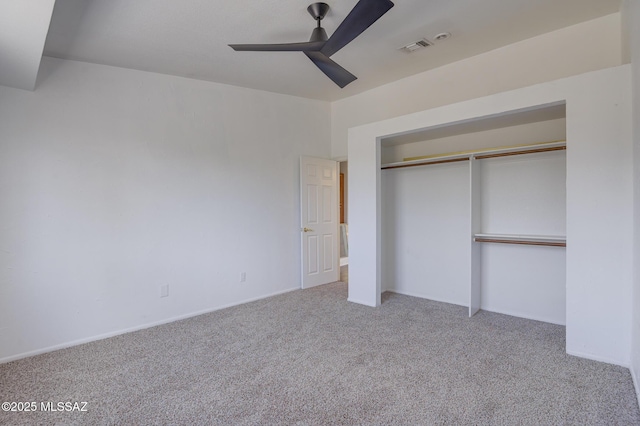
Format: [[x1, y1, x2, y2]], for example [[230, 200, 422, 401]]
[[1, 281, 639, 425]]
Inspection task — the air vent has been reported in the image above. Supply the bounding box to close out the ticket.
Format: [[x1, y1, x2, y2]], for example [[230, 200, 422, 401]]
[[399, 39, 433, 53]]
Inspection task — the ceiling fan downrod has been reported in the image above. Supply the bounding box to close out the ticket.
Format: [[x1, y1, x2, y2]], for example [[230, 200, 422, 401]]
[[308, 3, 329, 42]]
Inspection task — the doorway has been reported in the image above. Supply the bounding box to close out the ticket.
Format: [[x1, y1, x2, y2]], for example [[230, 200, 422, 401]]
[[339, 161, 348, 283]]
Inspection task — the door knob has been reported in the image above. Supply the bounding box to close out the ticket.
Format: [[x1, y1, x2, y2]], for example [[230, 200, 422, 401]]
[[302, 227, 314, 232]]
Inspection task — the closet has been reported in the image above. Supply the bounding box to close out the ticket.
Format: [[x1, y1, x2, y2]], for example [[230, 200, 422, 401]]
[[380, 111, 566, 325]]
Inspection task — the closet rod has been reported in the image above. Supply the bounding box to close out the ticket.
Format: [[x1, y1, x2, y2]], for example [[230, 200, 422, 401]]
[[474, 237, 566, 248], [474, 145, 566, 160], [381, 157, 468, 170]]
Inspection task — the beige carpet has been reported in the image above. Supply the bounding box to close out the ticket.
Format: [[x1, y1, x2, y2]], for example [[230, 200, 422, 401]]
[[1, 281, 639, 425]]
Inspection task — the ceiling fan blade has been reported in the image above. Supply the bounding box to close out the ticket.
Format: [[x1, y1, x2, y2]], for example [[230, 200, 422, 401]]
[[229, 41, 325, 52], [321, 0, 394, 57], [305, 51, 357, 88]]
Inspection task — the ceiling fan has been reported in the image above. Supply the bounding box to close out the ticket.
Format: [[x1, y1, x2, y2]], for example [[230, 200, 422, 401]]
[[229, 0, 395, 88]]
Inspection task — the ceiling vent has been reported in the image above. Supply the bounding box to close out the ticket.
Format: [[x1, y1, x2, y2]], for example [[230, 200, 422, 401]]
[[399, 38, 433, 53]]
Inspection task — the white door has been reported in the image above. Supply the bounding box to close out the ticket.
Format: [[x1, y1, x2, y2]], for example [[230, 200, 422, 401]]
[[300, 156, 339, 288]]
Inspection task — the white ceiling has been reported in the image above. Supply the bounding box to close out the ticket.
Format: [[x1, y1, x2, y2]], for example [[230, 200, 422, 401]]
[[42, 0, 621, 101]]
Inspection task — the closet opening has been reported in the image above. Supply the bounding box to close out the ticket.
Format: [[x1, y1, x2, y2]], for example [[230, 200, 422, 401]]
[[380, 102, 567, 326]]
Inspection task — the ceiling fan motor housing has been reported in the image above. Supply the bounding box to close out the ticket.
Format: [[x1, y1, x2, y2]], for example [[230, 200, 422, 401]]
[[307, 3, 330, 21], [310, 27, 329, 42]]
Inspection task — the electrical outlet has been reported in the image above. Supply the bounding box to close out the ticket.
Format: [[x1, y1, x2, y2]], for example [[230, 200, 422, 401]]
[[160, 284, 169, 298], [240, 272, 246, 282]]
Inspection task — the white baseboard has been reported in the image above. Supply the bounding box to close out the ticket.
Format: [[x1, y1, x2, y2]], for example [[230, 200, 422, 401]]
[[0, 286, 299, 365], [347, 297, 377, 307], [566, 349, 629, 368], [388, 289, 565, 326], [386, 289, 467, 309], [478, 305, 566, 326]]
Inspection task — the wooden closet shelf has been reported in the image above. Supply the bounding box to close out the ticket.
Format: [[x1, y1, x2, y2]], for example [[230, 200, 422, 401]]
[[474, 145, 566, 160], [473, 233, 566, 247]]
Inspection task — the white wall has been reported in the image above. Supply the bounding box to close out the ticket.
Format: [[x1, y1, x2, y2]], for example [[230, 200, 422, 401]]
[[0, 57, 331, 362], [382, 162, 470, 305], [333, 13, 622, 159], [481, 244, 566, 325], [626, 0, 640, 400], [565, 68, 632, 366], [348, 66, 632, 366], [479, 151, 566, 325], [481, 152, 566, 236]]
